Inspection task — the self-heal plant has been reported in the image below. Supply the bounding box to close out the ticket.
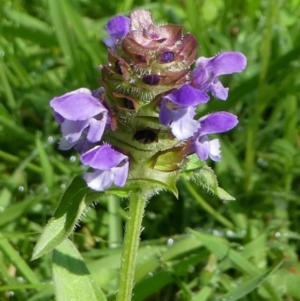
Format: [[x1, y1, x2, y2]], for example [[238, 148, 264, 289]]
[[32, 9, 247, 301]]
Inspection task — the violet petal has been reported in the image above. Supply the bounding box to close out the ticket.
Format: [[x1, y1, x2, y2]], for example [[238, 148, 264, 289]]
[[170, 109, 200, 140], [209, 139, 221, 161], [210, 52, 247, 77], [61, 120, 88, 143], [198, 112, 238, 136], [87, 115, 107, 143], [81, 145, 128, 170], [161, 51, 174, 63], [194, 136, 222, 162], [112, 161, 129, 187], [53, 112, 64, 124], [105, 15, 130, 41], [103, 37, 114, 49], [165, 84, 209, 107], [59, 137, 77, 151], [83, 170, 115, 191], [50, 88, 107, 121], [192, 52, 247, 100], [160, 102, 199, 140], [210, 80, 228, 101], [159, 99, 173, 126], [194, 136, 210, 161], [74, 139, 95, 154], [192, 57, 213, 91]]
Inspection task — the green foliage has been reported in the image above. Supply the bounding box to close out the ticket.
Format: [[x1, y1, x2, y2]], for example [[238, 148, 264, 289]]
[[181, 154, 236, 201], [1, 0, 300, 300], [53, 239, 107, 301], [32, 176, 96, 260]]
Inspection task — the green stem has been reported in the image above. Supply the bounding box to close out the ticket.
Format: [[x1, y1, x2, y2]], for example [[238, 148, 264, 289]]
[[116, 193, 147, 301], [108, 195, 122, 248]]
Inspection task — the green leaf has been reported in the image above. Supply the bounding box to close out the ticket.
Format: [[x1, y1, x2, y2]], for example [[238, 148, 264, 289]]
[[191, 166, 218, 193], [182, 153, 206, 172], [216, 187, 235, 201], [53, 239, 107, 301], [218, 262, 281, 301], [181, 155, 218, 195], [181, 155, 234, 200], [32, 176, 100, 260]]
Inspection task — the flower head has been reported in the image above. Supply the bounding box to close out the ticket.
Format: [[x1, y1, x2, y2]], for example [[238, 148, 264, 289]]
[[50, 9, 247, 194]]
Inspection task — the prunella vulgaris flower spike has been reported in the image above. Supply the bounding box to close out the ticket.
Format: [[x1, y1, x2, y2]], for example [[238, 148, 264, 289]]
[[50, 9, 247, 196]]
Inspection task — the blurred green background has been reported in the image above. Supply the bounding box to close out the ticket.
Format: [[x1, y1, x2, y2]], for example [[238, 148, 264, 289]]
[[0, 0, 300, 300]]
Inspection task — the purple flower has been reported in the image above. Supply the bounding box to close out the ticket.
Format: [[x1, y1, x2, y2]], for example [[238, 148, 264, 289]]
[[103, 15, 130, 48], [159, 84, 209, 140], [192, 52, 247, 100], [50, 88, 108, 153], [81, 144, 129, 191], [192, 112, 238, 161]]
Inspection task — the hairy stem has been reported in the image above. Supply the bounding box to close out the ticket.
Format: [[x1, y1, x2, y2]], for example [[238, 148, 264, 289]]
[[116, 193, 146, 301]]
